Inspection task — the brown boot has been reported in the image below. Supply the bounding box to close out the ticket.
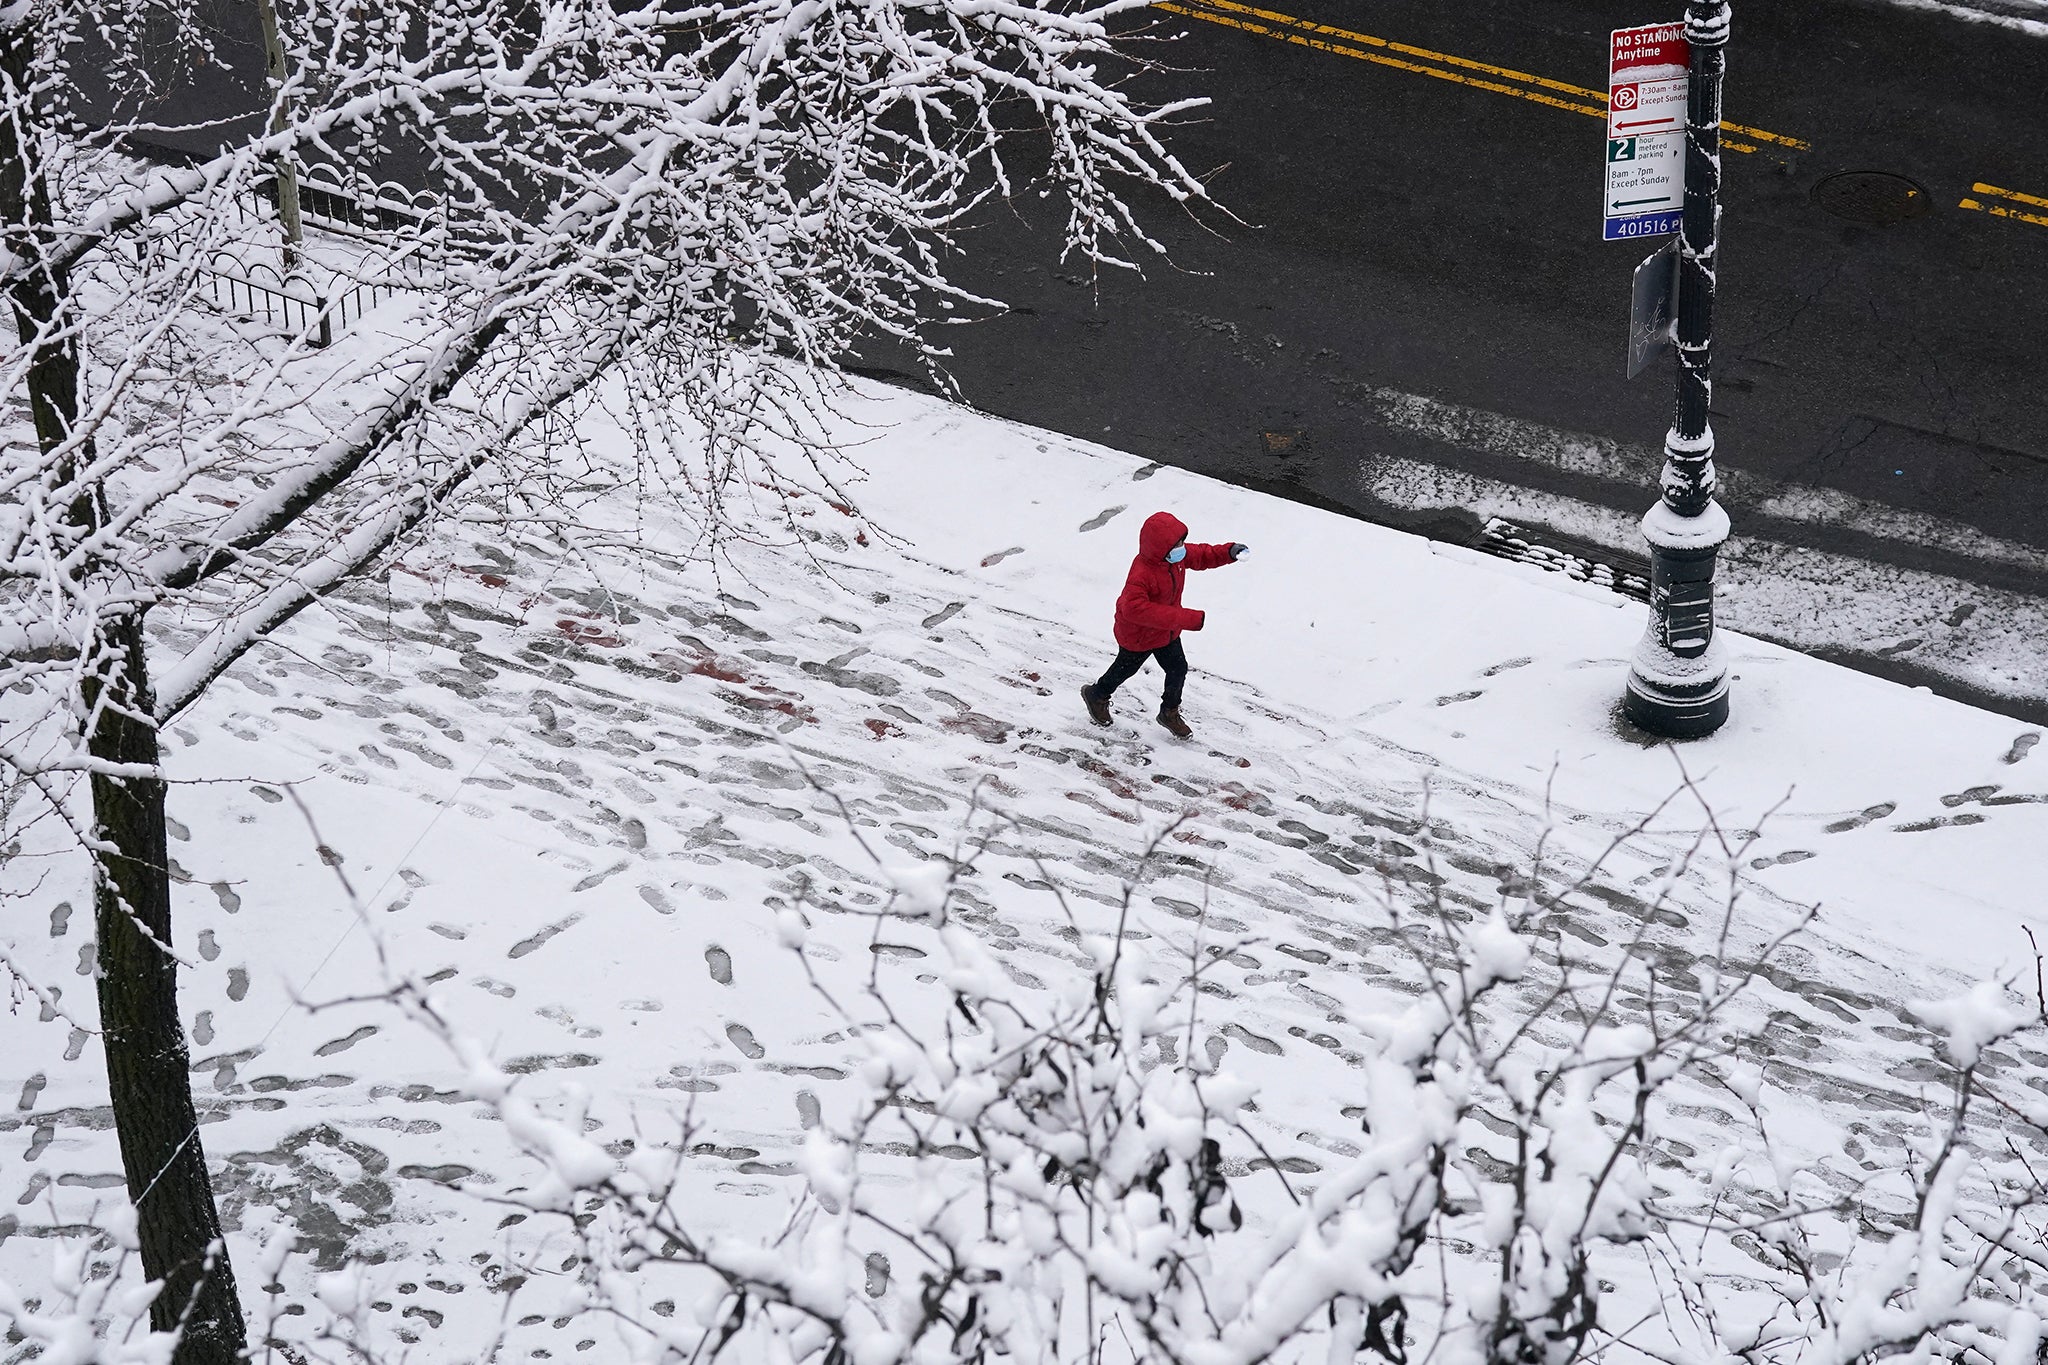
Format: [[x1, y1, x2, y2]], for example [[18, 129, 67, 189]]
[[1157, 706, 1192, 739], [1080, 684, 1113, 727]]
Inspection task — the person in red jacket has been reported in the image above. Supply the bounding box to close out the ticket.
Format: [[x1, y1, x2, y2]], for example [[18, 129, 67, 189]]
[[1081, 511, 1248, 738]]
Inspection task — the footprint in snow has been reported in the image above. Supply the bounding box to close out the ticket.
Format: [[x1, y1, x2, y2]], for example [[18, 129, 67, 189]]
[[537, 1005, 601, 1039], [1822, 803, 1895, 833], [1939, 785, 2001, 808], [979, 546, 1025, 567], [1221, 1022, 1283, 1055], [1481, 656, 1533, 677], [725, 1022, 766, 1060], [705, 945, 733, 986], [1435, 690, 1483, 707], [571, 861, 629, 893], [661, 1073, 719, 1094], [2004, 732, 2040, 765], [316, 1025, 379, 1056], [1289, 1027, 1345, 1054], [1748, 849, 1816, 869], [1078, 505, 1126, 532], [508, 912, 584, 958], [1892, 813, 1986, 832]]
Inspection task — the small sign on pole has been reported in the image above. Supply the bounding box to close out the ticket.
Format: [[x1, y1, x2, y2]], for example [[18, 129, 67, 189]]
[[1628, 239, 1679, 378], [1604, 23, 1689, 241]]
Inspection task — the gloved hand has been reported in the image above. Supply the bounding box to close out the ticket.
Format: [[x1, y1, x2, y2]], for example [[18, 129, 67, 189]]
[[1230, 543, 1250, 561]]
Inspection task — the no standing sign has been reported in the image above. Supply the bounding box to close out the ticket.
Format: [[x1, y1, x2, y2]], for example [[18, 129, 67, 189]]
[[1604, 23, 1689, 240]]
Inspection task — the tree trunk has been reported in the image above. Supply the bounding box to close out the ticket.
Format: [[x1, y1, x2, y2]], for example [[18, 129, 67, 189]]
[[81, 615, 249, 1365], [255, 0, 304, 273], [1, 14, 248, 1361]]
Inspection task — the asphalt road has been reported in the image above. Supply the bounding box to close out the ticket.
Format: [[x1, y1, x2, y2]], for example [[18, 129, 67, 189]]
[[100, 0, 2048, 711], [142, 0, 2048, 559], [890, 0, 2048, 661]]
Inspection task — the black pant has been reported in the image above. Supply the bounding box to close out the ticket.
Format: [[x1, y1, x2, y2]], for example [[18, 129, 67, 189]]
[[1095, 639, 1188, 709]]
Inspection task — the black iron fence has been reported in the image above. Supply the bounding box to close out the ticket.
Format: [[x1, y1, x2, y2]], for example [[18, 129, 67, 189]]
[[115, 139, 434, 347], [256, 169, 438, 241], [199, 253, 394, 348], [190, 165, 440, 346]]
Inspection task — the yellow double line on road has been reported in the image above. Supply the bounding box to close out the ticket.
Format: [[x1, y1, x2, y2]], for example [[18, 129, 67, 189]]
[[1156, 0, 1811, 155], [1960, 182, 2048, 229]]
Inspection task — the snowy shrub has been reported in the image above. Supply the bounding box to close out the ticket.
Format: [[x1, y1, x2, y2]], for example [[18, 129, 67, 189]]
[[8, 758, 2047, 1363], [1662, 975, 2048, 1365], [0, 1203, 179, 1365], [184, 786, 2041, 1365]]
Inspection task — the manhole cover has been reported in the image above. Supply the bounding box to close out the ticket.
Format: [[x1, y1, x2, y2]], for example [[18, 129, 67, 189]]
[[1812, 171, 1933, 225]]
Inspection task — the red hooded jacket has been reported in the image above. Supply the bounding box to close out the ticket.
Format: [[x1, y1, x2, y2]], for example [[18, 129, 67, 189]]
[[1113, 511, 1237, 652]]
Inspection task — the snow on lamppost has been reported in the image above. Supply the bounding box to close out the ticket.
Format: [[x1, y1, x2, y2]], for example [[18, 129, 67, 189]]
[[1625, 0, 1733, 738]]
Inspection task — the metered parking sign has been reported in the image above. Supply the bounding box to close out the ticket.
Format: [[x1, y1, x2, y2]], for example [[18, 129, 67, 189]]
[[1605, 135, 1684, 240], [1605, 23, 1689, 240]]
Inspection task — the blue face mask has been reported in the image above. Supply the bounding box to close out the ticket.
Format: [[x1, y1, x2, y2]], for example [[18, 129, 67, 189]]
[[1166, 545, 1187, 564]]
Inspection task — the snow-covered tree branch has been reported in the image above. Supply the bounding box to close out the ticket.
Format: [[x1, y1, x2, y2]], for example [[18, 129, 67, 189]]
[[51, 785, 2009, 1365], [0, 0, 1214, 1357]]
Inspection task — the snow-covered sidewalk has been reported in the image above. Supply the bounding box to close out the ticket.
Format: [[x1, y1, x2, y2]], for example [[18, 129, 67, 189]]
[[840, 382, 2046, 985], [4, 379, 2043, 1357]]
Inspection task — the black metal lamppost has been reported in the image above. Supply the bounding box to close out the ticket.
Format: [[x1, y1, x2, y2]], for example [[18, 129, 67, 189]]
[[1624, 0, 1732, 738]]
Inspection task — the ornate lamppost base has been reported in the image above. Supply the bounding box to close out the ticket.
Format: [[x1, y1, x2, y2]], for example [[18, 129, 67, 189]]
[[1623, 491, 1731, 740], [1622, 668, 1730, 738]]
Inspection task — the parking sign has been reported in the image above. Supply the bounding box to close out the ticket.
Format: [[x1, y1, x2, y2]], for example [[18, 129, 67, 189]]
[[1604, 23, 1689, 241]]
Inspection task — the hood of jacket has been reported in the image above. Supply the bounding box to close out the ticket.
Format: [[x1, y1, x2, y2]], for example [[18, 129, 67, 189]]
[[1137, 511, 1189, 562]]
